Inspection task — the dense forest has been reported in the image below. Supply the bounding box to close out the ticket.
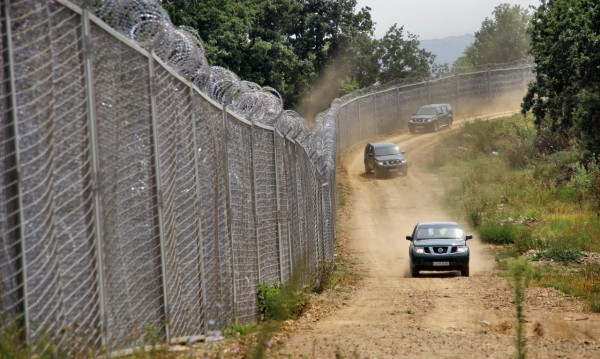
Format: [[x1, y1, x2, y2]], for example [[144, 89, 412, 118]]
[[160, 1, 531, 120]]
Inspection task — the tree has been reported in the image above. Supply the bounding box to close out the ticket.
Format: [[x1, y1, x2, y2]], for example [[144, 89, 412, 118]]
[[522, 0, 600, 154], [376, 24, 434, 83], [462, 3, 532, 66], [161, 0, 376, 111]]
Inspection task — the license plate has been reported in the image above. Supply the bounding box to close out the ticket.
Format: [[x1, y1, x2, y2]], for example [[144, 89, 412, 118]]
[[433, 261, 449, 266], [389, 168, 399, 172]]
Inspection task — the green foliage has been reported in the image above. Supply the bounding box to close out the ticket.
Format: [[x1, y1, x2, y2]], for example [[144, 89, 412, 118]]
[[478, 221, 517, 244], [462, 4, 532, 66], [223, 322, 255, 338], [161, 1, 437, 117], [0, 318, 70, 359], [256, 281, 308, 322], [522, 0, 600, 155], [506, 257, 533, 359], [540, 247, 582, 263], [376, 24, 434, 83]]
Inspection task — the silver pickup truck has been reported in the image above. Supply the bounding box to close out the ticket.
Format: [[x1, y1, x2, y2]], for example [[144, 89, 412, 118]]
[[408, 103, 453, 133]]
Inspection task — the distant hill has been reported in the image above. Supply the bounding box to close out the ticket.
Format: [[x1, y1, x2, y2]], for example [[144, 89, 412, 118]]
[[420, 34, 474, 67]]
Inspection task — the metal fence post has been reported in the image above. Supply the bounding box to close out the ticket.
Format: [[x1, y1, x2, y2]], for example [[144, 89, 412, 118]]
[[373, 93, 377, 137], [396, 87, 401, 131], [3, 0, 29, 343], [147, 58, 171, 344], [222, 106, 238, 322], [82, 7, 108, 349], [250, 123, 261, 283], [189, 85, 209, 338], [273, 130, 284, 283], [455, 74, 460, 118]]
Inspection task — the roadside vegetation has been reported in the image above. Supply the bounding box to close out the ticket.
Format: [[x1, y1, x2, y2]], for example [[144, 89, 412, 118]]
[[429, 113, 600, 313]]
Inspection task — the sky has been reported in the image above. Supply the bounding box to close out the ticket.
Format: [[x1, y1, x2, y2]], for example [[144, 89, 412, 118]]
[[355, 0, 542, 40]]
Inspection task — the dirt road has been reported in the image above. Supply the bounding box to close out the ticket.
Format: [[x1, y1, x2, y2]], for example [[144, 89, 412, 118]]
[[271, 129, 600, 358]]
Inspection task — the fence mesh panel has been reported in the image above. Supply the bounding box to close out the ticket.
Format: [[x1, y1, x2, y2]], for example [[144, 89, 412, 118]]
[[0, 0, 534, 354], [92, 22, 165, 350]]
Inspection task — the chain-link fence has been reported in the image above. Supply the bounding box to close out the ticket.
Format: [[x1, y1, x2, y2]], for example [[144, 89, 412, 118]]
[[334, 64, 534, 153], [0, 0, 335, 355], [0, 0, 534, 356]]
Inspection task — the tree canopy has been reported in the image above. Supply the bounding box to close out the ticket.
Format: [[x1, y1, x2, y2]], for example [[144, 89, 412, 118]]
[[160, 0, 435, 118], [454, 3, 531, 71], [522, 0, 600, 154]]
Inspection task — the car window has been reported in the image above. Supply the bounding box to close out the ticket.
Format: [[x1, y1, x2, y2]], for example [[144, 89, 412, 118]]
[[415, 107, 437, 115], [374, 145, 400, 156], [415, 226, 463, 240]]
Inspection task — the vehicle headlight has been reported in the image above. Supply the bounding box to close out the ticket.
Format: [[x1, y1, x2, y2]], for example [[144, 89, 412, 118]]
[[415, 247, 425, 254], [377, 160, 383, 165], [456, 246, 468, 253], [400, 159, 406, 163]]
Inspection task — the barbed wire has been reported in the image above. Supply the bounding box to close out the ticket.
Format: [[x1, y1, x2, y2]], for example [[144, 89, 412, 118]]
[[90, 0, 326, 170]]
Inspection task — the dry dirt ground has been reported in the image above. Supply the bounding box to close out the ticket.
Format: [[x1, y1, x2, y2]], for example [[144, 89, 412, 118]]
[[262, 127, 600, 358]]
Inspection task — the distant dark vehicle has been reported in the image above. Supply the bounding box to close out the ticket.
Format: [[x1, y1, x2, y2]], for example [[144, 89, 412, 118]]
[[363, 141, 408, 177], [408, 103, 453, 133], [406, 221, 472, 277]]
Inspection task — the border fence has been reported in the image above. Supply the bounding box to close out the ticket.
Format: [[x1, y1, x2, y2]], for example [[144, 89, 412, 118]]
[[0, 0, 533, 356], [334, 63, 534, 153], [0, 0, 335, 355]]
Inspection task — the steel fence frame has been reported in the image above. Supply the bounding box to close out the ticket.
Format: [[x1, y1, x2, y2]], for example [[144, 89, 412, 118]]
[[0, 1, 335, 355], [335, 66, 534, 154]]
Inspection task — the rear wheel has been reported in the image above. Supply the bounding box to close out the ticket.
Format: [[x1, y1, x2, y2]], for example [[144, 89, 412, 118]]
[[461, 265, 469, 277]]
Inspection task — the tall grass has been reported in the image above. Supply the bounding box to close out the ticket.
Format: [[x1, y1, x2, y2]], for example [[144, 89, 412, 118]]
[[430, 113, 600, 312]]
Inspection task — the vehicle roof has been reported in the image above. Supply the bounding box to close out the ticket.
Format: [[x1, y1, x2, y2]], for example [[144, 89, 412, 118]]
[[429, 103, 451, 106], [367, 141, 397, 148], [416, 221, 460, 227]]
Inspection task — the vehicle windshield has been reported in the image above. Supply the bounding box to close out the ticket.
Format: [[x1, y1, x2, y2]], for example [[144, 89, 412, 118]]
[[374, 145, 401, 156], [415, 225, 463, 240], [415, 107, 438, 115]]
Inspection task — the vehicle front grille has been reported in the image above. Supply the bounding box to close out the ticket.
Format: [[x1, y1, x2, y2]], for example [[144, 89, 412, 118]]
[[382, 159, 402, 166], [411, 118, 430, 123], [425, 246, 450, 254]]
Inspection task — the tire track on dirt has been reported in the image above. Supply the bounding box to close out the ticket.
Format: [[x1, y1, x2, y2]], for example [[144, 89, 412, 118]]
[[272, 126, 600, 358]]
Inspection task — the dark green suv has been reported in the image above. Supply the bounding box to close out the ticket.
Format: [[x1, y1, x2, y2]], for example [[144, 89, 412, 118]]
[[363, 141, 408, 177], [406, 221, 472, 277]]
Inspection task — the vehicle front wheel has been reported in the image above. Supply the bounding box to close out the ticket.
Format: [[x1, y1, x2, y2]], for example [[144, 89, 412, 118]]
[[364, 163, 371, 174], [461, 266, 469, 277], [402, 168, 408, 176], [409, 127, 415, 134], [433, 121, 439, 132], [411, 266, 419, 277]]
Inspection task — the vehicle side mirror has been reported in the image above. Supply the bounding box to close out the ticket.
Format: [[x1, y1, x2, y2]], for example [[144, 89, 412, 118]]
[[406, 235, 413, 241], [465, 234, 473, 240], [402, 151, 406, 154]]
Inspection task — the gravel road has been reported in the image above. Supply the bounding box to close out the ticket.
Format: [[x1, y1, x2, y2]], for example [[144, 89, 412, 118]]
[[269, 126, 600, 358]]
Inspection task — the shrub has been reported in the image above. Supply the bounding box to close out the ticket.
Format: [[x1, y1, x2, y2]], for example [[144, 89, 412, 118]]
[[256, 282, 308, 322], [311, 260, 335, 294], [541, 246, 582, 263], [478, 221, 517, 244]]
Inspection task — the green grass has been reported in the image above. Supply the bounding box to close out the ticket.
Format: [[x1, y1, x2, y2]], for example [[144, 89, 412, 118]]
[[430, 113, 600, 311]]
